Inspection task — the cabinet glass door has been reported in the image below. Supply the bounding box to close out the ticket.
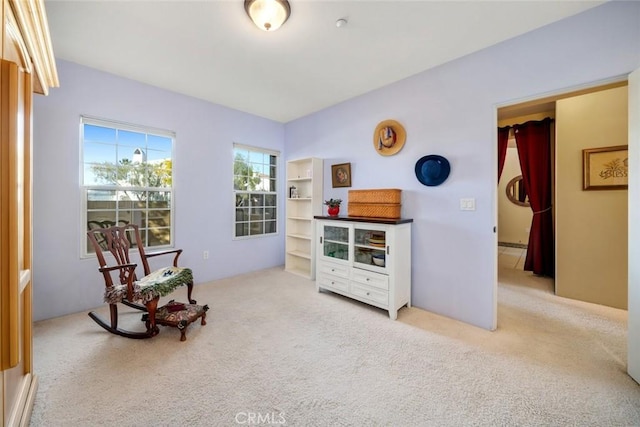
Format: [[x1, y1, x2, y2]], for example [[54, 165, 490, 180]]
[[322, 224, 349, 261], [354, 227, 387, 270]]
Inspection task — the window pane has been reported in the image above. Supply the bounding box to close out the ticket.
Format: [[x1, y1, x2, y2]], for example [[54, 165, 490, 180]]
[[236, 208, 248, 221], [265, 220, 277, 234], [84, 141, 116, 164], [84, 124, 116, 143], [233, 144, 278, 238], [250, 221, 264, 235], [234, 176, 249, 191], [149, 191, 171, 208], [248, 151, 263, 163], [118, 130, 146, 149], [85, 163, 117, 186], [118, 191, 147, 208], [82, 118, 174, 255], [236, 223, 249, 237], [236, 193, 249, 207], [119, 210, 144, 227], [87, 190, 117, 207], [148, 134, 172, 153], [118, 146, 145, 165], [117, 162, 146, 187], [148, 227, 170, 246], [265, 208, 276, 220], [250, 207, 264, 221], [87, 212, 117, 229], [147, 161, 172, 187], [148, 210, 170, 227], [251, 193, 264, 206]]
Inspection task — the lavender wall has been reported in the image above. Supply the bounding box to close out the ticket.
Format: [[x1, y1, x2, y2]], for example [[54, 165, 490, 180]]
[[32, 61, 285, 321], [33, 2, 640, 326], [284, 1, 640, 329]]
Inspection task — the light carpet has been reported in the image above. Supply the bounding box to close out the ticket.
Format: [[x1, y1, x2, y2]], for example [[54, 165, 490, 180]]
[[30, 266, 640, 426]]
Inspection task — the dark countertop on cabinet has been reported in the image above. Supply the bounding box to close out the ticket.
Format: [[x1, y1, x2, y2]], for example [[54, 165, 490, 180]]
[[314, 216, 413, 225]]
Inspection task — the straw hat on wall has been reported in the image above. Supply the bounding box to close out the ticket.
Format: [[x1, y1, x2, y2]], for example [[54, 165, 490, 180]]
[[373, 120, 406, 156]]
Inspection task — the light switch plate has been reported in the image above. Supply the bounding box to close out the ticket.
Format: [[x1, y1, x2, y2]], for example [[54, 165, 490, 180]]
[[460, 198, 476, 211]]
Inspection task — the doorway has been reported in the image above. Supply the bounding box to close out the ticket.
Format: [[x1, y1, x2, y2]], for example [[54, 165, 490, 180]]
[[497, 80, 629, 309]]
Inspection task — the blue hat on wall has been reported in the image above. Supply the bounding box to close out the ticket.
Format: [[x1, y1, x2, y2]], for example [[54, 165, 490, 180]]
[[415, 155, 451, 186]]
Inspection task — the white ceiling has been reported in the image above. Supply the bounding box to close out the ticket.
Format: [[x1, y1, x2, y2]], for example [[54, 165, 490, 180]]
[[45, 0, 606, 123]]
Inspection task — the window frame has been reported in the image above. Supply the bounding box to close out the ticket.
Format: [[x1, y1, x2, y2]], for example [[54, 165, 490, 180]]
[[232, 143, 279, 240], [80, 116, 176, 258]]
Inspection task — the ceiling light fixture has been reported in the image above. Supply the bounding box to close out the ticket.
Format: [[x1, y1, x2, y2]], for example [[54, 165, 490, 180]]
[[244, 0, 291, 32]]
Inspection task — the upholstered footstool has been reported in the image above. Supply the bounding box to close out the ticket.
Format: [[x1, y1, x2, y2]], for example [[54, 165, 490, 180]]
[[151, 301, 209, 341]]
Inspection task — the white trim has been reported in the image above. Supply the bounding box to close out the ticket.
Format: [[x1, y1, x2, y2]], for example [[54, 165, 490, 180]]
[[233, 142, 280, 157], [81, 115, 176, 139], [627, 68, 640, 383], [495, 75, 628, 109]]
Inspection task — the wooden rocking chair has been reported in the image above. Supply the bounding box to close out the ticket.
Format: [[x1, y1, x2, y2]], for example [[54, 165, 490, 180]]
[[87, 224, 196, 339]]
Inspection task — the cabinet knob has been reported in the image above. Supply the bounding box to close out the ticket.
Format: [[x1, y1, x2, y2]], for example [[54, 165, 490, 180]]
[[331, 281, 335, 285], [366, 278, 370, 281], [331, 268, 335, 272], [366, 292, 370, 296]]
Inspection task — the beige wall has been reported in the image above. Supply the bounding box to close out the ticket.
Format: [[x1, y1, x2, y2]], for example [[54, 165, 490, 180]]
[[498, 147, 532, 245], [556, 86, 628, 309]]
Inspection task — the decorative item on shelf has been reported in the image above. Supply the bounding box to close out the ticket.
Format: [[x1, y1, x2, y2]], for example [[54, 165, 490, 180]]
[[289, 186, 298, 198], [415, 154, 451, 187], [331, 162, 352, 188], [348, 189, 402, 219], [372, 253, 386, 267], [373, 120, 406, 156], [368, 233, 385, 247], [324, 198, 342, 216]]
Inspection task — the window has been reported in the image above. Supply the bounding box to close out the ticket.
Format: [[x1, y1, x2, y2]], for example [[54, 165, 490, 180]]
[[81, 116, 175, 255], [233, 143, 278, 238]]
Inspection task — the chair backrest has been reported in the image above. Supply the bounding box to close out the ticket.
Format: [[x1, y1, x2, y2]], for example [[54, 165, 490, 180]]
[[87, 224, 151, 287]]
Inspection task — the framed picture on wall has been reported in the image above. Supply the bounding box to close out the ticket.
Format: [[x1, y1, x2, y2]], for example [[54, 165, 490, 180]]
[[331, 163, 352, 188], [583, 145, 628, 190]]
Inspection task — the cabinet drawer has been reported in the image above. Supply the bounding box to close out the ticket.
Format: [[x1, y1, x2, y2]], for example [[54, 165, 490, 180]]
[[318, 262, 349, 279], [317, 273, 349, 293], [351, 282, 388, 306], [352, 268, 389, 291]]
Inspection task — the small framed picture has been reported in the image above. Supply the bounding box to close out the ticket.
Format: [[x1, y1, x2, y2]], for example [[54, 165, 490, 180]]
[[583, 145, 628, 190], [331, 163, 352, 188]]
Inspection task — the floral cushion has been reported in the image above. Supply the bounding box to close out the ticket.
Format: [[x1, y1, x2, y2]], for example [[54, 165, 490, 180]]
[[103, 266, 193, 304]]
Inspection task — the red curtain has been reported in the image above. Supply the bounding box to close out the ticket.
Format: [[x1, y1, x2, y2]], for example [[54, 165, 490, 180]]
[[498, 126, 510, 181], [514, 118, 554, 277]]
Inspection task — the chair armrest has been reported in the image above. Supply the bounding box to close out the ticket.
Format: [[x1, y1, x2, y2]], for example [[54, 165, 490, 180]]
[[99, 263, 137, 273], [99, 263, 138, 301], [145, 249, 183, 267]]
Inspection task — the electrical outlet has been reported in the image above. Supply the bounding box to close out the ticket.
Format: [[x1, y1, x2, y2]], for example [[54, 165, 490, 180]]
[[203, 250, 209, 260]]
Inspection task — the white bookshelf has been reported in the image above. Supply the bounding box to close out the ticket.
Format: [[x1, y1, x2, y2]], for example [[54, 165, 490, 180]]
[[285, 157, 323, 279]]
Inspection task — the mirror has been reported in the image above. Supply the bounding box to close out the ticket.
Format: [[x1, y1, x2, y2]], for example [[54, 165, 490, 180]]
[[506, 175, 530, 207]]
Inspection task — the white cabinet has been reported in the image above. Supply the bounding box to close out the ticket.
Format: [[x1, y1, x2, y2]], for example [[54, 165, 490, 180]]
[[315, 217, 412, 320], [285, 158, 323, 279]]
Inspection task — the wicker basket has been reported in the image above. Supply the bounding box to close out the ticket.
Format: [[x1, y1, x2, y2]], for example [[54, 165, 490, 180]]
[[348, 202, 401, 219], [348, 189, 401, 204]]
